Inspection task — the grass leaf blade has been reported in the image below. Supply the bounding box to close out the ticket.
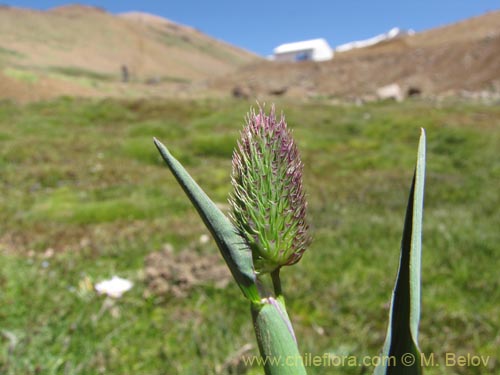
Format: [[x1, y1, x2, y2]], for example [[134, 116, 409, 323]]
[[154, 138, 259, 301], [374, 129, 426, 375]]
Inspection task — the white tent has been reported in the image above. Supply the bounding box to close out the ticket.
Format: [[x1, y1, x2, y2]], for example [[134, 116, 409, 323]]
[[272, 38, 333, 62]]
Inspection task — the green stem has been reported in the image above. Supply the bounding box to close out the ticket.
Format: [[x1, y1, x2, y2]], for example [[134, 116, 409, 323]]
[[271, 268, 282, 297]]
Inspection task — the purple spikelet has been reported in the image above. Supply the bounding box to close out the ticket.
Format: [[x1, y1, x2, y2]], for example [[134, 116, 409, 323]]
[[229, 105, 310, 274]]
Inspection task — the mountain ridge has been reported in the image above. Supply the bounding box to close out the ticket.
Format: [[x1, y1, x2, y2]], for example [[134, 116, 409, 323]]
[[0, 5, 499, 102], [0, 5, 258, 83]]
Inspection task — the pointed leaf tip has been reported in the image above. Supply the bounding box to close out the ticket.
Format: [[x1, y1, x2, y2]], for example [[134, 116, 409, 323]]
[[153, 137, 165, 151]]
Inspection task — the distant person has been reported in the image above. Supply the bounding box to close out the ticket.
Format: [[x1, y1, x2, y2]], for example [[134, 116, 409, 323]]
[[121, 65, 129, 83]]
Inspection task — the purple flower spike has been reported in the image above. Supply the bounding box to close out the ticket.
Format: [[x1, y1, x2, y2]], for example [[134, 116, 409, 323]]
[[229, 105, 311, 274]]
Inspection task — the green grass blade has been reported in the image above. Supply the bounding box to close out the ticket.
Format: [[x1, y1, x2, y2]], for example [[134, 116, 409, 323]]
[[154, 138, 259, 302], [374, 129, 426, 375]]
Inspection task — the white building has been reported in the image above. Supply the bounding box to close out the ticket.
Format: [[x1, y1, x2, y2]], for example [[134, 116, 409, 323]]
[[272, 38, 334, 62]]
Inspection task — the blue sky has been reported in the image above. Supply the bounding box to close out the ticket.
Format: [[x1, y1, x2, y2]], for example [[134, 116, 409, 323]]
[[5, 1, 499, 56]]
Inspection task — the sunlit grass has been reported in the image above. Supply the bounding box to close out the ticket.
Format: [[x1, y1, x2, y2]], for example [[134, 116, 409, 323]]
[[0, 97, 499, 374]]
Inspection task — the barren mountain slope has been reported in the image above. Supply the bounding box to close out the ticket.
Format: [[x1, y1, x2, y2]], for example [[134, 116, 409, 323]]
[[0, 5, 258, 81], [212, 11, 500, 99]]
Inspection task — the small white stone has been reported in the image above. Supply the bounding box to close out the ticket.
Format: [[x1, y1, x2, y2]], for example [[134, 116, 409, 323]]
[[199, 234, 210, 244], [95, 276, 133, 298]]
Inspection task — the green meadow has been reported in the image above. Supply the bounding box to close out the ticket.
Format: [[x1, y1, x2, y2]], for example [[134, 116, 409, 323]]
[[0, 97, 499, 374]]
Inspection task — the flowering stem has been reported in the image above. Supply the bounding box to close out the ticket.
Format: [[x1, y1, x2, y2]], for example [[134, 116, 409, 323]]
[[271, 269, 282, 297], [155, 105, 310, 374]]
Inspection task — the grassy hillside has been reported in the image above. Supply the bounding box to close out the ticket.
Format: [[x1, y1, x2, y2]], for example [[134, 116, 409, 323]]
[[0, 5, 258, 102], [0, 98, 499, 374]]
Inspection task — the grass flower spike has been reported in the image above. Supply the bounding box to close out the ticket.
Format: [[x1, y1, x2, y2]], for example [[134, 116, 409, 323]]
[[230, 106, 310, 274]]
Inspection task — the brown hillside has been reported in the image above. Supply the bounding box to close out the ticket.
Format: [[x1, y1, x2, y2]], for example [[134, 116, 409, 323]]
[[0, 5, 258, 82], [1, 6, 498, 102], [212, 11, 500, 99]]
